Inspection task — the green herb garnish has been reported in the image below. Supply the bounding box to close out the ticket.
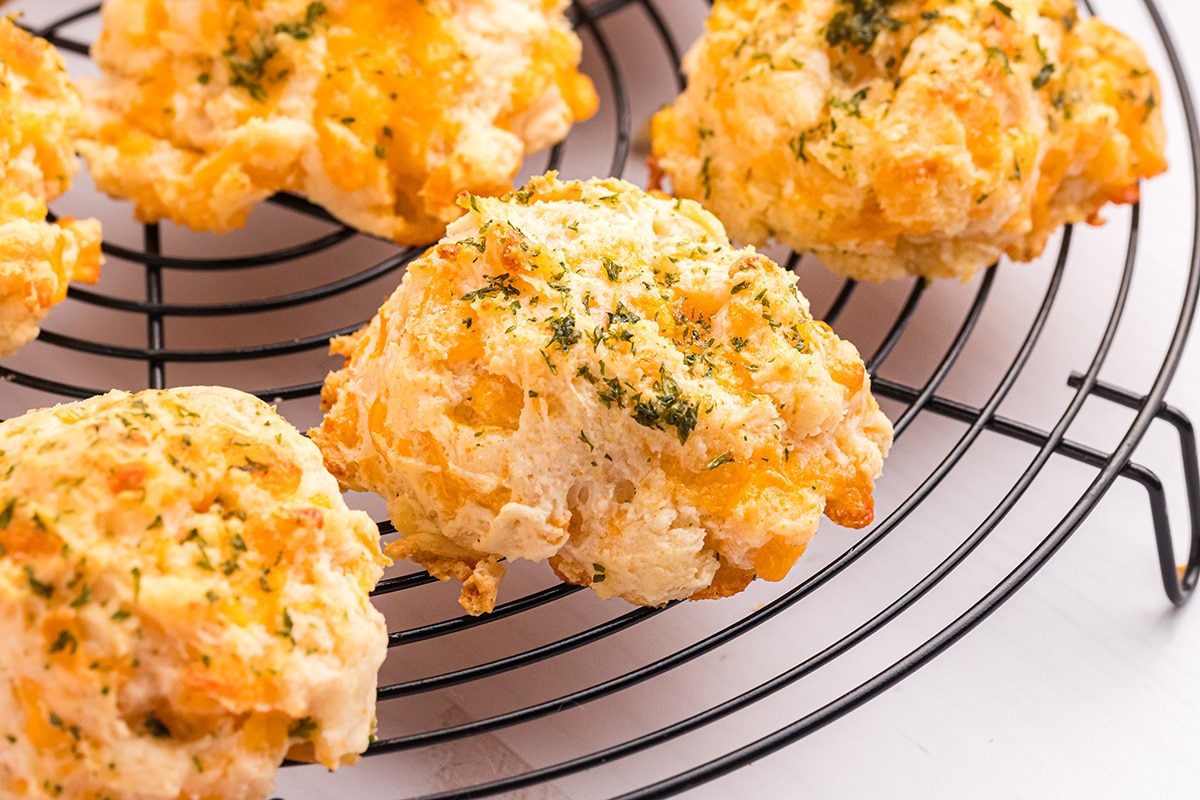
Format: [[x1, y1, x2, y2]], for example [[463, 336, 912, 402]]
[[461, 273, 520, 303], [1032, 63, 1055, 90], [705, 452, 735, 470], [825, 0, 903, 54], [274, 1, 327, 40], [631, 367, 701, 444], [547, 315, 581, 351]]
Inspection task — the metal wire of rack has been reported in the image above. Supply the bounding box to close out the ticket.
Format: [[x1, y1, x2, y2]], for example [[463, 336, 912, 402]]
[[4, 0, 1200, 797]]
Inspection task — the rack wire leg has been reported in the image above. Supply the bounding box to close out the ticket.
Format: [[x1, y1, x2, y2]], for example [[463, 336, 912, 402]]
[[1069, 374, 1200, 605]]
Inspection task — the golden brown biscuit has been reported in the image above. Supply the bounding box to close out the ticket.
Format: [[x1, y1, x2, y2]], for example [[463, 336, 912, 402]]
[[311, 173, 892, 614], [0, 18, 101, 357], [0, 386, 388, 800], [78, 0, 598, 245], [650, 0, 1167, 281]]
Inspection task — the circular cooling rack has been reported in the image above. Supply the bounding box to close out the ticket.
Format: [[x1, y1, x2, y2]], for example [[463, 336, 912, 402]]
[[6, 1, 1200, 798]]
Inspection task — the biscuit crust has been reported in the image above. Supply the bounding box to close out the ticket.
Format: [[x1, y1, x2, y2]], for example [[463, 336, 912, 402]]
[[0, 18, 101, 357], [650, 0, 1167, 281], [78, 0, 597, 245], [0, 387, 388, 800], [311, 174, 892, 614]]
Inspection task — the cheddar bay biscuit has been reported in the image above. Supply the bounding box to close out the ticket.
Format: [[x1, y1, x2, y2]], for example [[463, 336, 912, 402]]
[[0, 386, 388, 800], [650, 0, 1167, 281], [0, 17, 101, 357], [311, 174, 893, 614], [79, 0, 598, 244]]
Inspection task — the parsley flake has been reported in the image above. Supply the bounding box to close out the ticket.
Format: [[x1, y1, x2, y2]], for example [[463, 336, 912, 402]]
[[705, 452, 735, 470]]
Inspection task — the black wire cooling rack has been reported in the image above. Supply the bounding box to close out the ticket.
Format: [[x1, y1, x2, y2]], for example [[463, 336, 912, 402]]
[[6, 0, 1200, 797]]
